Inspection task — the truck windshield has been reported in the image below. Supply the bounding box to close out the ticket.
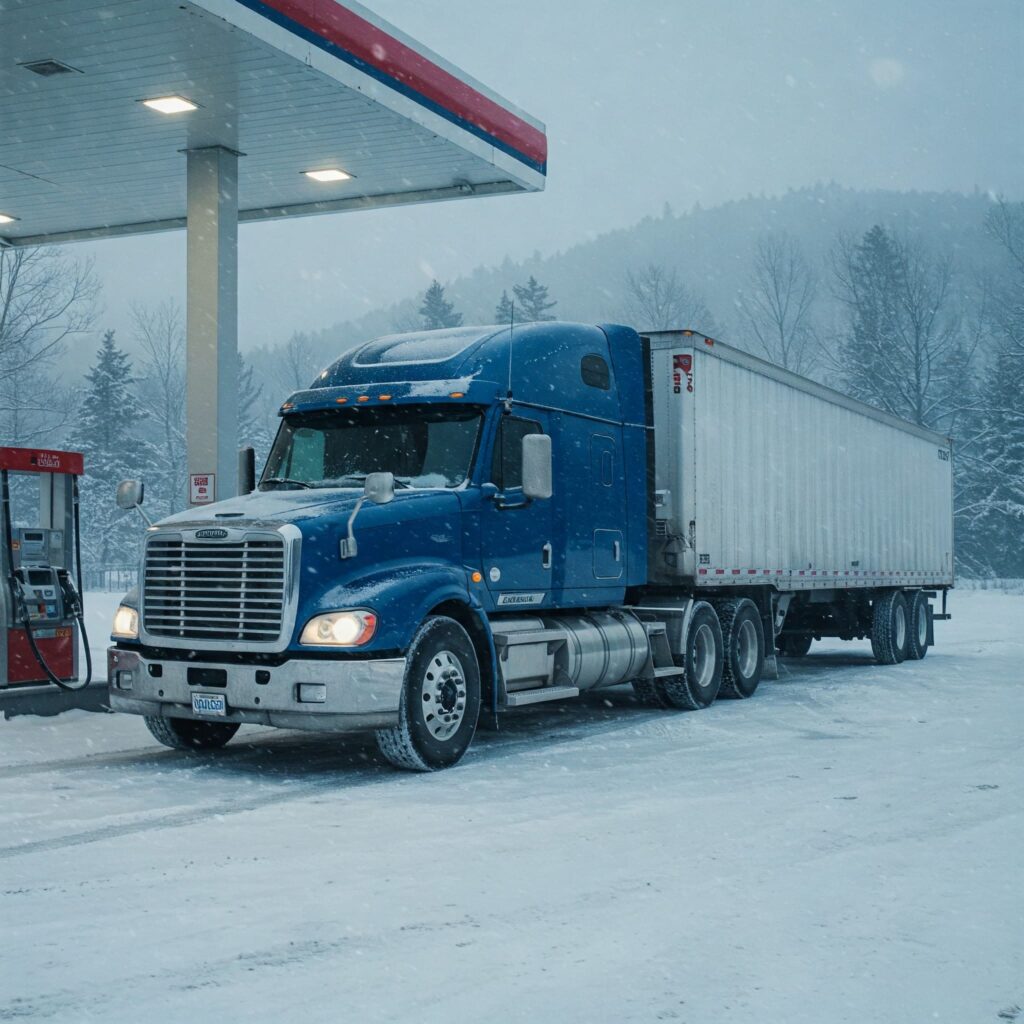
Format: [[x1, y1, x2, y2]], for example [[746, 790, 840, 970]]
[[261, 404, 483, 490]]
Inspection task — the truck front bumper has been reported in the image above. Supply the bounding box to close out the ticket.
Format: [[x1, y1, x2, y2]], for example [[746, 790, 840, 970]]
[[107, 647, 405, 733]]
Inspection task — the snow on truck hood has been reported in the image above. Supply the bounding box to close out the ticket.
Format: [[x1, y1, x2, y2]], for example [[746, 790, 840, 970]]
[[157, 488, 368, 526], [155, 487, 456, 529]]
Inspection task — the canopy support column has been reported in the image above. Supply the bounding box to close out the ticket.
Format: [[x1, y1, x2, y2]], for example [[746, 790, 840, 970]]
[[186, 146, 239, 505]]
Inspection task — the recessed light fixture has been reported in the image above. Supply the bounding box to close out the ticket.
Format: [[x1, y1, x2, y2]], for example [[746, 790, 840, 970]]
[[304, 168, 352, 183], [141, 95, 198, 114], [0, 213, 18, 225]]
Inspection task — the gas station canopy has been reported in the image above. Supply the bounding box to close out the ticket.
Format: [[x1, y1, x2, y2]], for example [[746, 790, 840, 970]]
[[0, 0, 547, 245]]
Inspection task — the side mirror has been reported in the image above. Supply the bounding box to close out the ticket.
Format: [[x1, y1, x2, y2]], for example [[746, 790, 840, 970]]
[[238, 446, 256, 495], [521, 434, 553, 500], [116, 479, 144, 510], [364, 471, 396, 505]]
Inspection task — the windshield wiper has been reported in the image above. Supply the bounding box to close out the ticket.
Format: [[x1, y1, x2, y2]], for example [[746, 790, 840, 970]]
[[260, 477, 313, 490], [332, 474, 412, 489]]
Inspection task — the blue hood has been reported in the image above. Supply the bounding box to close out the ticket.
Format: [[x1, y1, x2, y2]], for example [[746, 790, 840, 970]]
[[158, 487, 366, 527]]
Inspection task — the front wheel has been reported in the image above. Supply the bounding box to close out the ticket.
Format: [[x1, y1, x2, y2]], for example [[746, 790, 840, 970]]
[[376, 617, 482, 771], [144, 715, 240, 751]]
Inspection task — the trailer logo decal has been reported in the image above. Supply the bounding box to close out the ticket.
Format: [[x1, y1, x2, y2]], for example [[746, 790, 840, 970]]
[[497, 592, 545, 607], [672, 354, 693, 394]]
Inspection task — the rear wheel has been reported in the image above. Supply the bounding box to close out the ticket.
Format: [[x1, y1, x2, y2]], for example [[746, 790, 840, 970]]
[[376, 617, 481, 771], [905, 591, 931, 661], [658, 602, 724, 710], [144, 715, 240, 751], [716, 598, 765, 699], [871, 590, 909, 665], [777, 633, 813, 658]]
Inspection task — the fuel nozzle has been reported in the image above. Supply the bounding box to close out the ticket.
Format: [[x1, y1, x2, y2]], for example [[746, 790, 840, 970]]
[[56, 568, 83, 618]]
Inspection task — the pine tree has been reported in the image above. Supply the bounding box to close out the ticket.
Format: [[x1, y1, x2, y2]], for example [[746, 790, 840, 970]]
[[419, 280, 463, 329], [512, 276, 557, 322], [831, 225, 967, 429], [495, 290, 514, 324], [238, 352, 275, 474], [70, 331, 151, 572]]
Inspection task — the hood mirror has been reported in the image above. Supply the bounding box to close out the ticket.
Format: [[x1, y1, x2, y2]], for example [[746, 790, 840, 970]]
[[340, 472, 397, 559], [364, 471, 396, 505]]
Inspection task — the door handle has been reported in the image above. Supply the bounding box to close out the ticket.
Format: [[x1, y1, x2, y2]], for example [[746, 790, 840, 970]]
[[613, 540, 621, 562], [542, 542, 552, 570]]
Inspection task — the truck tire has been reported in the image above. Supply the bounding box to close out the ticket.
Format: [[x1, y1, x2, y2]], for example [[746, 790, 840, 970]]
[[376, 616, 481, 771], [905, 591, 931, 661], [777, 634, 813, 658], [144, 715, 240, 751], [658, 601, 724, 710], [715, 598, 764, 699], [632, 677, 669, 708], [870, 590, 909, 665]]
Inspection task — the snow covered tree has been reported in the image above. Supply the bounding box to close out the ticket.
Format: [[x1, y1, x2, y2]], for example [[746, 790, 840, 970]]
[[495, 290, 514, 325], [622, 263, 715, 334], [133, 300, 187, 518], [70, 331, 152, 572], [957, 199, 1024, 576], [0, 246, 96, 446], [512, 275, 557, 322], [830, 225, 970, 430], [737, 234, 818, 374], [238, 352, 276, 473], [419, 280, 463, 329], [277, 331, 320, 394]]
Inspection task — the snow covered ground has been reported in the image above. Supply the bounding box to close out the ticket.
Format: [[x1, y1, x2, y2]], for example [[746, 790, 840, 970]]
[[1, 591, 1021, 1023]]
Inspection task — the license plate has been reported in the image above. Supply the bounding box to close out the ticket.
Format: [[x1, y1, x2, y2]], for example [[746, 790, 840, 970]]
[[191, 692, 227, 717]]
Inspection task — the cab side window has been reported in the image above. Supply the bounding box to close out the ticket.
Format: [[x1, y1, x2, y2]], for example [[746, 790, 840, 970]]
[[491, 416, 542, 490]]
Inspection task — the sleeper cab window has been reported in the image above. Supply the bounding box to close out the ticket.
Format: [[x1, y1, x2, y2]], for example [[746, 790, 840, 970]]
[[581, 353, 611, 390], [492, 416, 542, 491]]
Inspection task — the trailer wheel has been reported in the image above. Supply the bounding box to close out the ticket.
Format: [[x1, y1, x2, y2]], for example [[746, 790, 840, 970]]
[[716, 599, 764, 699], [776, 634, 813, 658], [144, 715, 240, 751], [659, 601, 724, 710], [870, 590, 909, 665], [375, 616, 481, 771], [905, 591, 931, 661]]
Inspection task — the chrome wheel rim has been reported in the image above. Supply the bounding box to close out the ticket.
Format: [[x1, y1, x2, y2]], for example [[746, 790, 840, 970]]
[[894, 604, 907, 650], [692, 623, 716, 690], [736, 618, 758, 679], [917, 602, 928, 647], [421, 650, 467, 740]]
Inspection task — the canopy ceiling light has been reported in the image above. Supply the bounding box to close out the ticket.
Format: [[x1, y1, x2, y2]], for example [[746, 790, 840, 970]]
[[141, 95, 198, 114], [303, 168, 353, 182]]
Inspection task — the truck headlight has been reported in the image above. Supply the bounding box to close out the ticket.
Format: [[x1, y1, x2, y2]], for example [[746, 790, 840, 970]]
[[112, 605, 139, 640], [300, 609, 377, 647]]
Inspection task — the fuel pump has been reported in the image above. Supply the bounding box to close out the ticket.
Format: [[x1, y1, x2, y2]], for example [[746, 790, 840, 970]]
[[0, 447, 91, 692]]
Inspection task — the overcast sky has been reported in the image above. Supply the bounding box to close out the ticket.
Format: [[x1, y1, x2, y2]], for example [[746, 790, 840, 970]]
[[77, 0, 1023, 353]]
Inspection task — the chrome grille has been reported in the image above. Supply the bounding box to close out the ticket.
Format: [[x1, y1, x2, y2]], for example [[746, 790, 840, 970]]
[[143, 534, 286, 644]]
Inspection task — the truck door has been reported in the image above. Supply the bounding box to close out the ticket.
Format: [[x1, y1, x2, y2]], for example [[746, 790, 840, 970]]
[[479, 411, 554, 604]]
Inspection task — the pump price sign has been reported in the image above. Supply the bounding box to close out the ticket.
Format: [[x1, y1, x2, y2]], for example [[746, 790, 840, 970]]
[[190, 473, 215, 505]]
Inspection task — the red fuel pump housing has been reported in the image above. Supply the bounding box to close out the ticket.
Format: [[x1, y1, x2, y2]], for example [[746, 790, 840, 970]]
[[0, 447, 84, 689]]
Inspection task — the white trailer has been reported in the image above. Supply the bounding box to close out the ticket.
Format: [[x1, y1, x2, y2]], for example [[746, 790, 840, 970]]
[[646, 331, 954, 591]]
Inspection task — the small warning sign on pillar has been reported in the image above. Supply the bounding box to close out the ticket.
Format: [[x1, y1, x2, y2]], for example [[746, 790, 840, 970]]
[[190, 473, 215, 505]]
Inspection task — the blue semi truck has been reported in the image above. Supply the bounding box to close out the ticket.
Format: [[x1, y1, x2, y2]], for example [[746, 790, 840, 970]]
[[108, 322, 954, 770]]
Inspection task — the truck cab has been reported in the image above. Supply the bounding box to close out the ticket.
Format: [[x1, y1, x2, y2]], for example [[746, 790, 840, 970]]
[[109, 322, 656, 769]]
